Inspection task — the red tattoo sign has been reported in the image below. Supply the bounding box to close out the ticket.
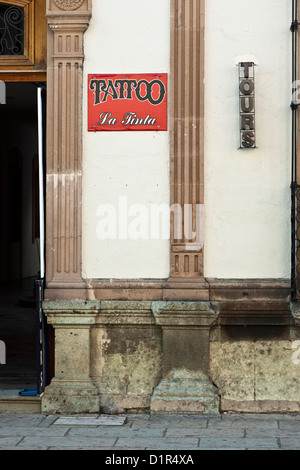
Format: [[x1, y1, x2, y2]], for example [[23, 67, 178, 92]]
[[88, 74, 168, 131]]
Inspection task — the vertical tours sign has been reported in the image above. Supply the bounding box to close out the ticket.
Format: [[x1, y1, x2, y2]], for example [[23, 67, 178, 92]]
[[239, 62, 255, 148]]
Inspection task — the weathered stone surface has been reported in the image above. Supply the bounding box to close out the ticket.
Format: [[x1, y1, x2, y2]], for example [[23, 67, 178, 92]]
[[152, 301, 219, 326], [91, 324, 162, 410], [210, 339, 300, 412], [110, 394, 151, 411], [150, 369, 219, 414], [255, 341, 300, 401], [55, 328, 90, 381], [42, 304, 100, 414], [97, 301, 154, 325], [163, 328, 211, 375], [42, 300, 101, 312], [43, 300, 222, 414], [151, 399, 206, 413], [43, 301, 100, 325], [42, 381, 100, 414], [210, 341, 255, 401], [221, 399, 300, 413]]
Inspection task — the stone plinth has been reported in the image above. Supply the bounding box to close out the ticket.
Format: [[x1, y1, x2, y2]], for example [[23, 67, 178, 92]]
[[150, 301, 220, 413], [41, 301, 100, 414]]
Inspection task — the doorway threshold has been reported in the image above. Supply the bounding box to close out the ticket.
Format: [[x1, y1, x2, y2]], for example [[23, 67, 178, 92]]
[[0, 389, 41, 413]]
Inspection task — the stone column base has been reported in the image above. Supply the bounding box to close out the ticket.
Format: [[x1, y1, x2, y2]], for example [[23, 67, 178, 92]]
[[150, 369, 220, 414], [42, 379, 100, 414], [41, 301, 101, 415]]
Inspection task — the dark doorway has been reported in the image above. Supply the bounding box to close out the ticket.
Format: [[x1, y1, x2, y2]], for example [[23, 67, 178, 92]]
[[0, 82, 42, 390]]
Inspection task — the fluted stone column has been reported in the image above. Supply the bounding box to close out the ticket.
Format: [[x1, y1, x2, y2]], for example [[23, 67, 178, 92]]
[[45, 0, 92, 300], [164, 0, 209, 301]]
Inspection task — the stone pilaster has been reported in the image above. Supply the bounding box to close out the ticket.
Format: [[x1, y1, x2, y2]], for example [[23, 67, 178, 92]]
[[41, 301, 100, 414], [150, 301, 220, 413], [45, 0, 92, 300], [165, 0, 208, 300]]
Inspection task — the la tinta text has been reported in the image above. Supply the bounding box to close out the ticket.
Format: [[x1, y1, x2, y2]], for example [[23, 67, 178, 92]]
[[97, 111, 157, 127]]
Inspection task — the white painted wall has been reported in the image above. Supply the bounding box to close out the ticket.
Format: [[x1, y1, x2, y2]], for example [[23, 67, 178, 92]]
[[82, 0, 292, 280], [204, 0, 292, 279], [82, 0, 170, 279]]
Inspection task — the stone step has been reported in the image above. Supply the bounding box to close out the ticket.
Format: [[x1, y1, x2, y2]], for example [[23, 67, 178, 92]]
[[0, 390, 41, 413]]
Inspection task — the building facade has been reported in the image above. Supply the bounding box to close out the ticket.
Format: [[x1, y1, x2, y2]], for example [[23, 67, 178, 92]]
[[1, 0, 300, 414]]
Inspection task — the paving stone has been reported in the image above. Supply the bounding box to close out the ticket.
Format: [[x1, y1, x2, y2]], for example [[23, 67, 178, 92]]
[[17, 436, 117, 448], [278, 415, 300, 420], [144, 444, 200, 450], [279, 438, 300, 449], [278, 420, 300, 431], [38, 415, 60, 427], [53, 415, 126, 426], [143, 417, 208, 429], [246, 428, 300, 438], [221, 413, 282, 420], [0, 446, 48, 450], [0, 436, 23, 446], [68, 426, 165, 438], [126, 414, 150, 421], [207, 418, 279, 430], [0, 412, 298, 450], [124, 421, 171, 429], [0, 426, 68, 436], [113, 447, 147, 450], [0, 414, 44, 426], [199, 437, 279, 450], [149, 414, 209, 424], [165, 427, 245, 438], [47, 447, 120, 450], [116, 437, 199, 449]]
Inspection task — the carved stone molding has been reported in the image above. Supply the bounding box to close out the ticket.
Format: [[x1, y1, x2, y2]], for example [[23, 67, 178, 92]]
[[53, 0, 85, 10], [45, 0, 92, 300]]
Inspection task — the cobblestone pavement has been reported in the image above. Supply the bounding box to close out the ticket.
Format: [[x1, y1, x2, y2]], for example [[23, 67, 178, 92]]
[[0, 412, 299, 451]]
